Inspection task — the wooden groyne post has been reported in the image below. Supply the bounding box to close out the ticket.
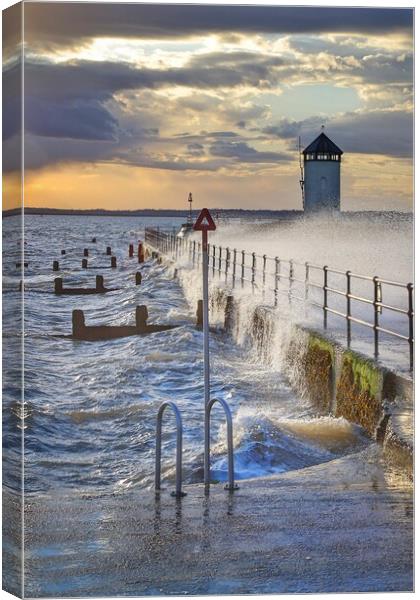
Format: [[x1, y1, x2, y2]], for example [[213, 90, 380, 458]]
[[138, 242, 145, 263], [54, 278, 64, 294], [196, 299, 203, 328], [96, 275, 106, 292], [72, 310, 85, 337]]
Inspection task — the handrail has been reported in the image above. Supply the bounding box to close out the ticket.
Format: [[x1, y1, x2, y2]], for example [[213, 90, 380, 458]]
[[205, 398, 239, 492], [144, 227, 414, 370], [155, 401, 186, 498]]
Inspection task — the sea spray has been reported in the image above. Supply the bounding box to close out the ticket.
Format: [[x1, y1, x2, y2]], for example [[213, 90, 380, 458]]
[[190, 212, 413, 283]]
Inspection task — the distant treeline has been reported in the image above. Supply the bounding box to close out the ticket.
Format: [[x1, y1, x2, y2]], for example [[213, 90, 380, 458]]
[[3, 207, 412, 219], [3, 207, 303, 218]]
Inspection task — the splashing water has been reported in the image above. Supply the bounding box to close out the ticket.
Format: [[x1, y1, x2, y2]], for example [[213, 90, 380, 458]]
[[177, 212, 413, 374]]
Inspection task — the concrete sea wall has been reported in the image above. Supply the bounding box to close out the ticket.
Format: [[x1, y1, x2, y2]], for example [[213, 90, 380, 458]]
[[211, 289, 413, 477]]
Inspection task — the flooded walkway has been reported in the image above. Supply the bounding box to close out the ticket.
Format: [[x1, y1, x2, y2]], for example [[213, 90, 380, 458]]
[[19, 446, 412, 597]]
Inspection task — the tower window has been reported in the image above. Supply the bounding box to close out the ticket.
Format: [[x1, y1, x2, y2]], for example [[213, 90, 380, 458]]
[[304, 152, 341, 162]]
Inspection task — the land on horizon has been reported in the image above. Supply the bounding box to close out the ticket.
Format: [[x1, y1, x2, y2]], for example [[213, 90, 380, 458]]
[[3, 207, 413, 218]]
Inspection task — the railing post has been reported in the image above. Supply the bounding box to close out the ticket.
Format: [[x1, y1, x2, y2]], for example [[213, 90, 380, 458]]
[[196, 242, 200, 270], [218, 246, 222, 278], [408, 283, 414, 371], [262, 255, 267, 299], [373, 276, 380, 359], [346, 271, 352, 347], [288, 259, 294, 305], [241, 250, 245, 288], [225, 247, 230, 283], [251, 252, 256, 293], [212, 244, 216, 276], [193, 241, 196, 267], [377, 282, 383, 315], [323, 265, 328, 329], [232, 248, 237, 289], [274, 257, 280, 307]]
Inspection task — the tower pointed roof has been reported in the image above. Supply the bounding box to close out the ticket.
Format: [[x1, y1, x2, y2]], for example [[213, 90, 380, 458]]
[[302, 132, 343, 155]]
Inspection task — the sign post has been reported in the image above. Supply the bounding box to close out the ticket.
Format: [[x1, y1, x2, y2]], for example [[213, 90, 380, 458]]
[[193, 208, 216, 486]]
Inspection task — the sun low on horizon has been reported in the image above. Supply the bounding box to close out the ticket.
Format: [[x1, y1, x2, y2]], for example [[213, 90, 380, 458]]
[[2, 2, 413, 212]]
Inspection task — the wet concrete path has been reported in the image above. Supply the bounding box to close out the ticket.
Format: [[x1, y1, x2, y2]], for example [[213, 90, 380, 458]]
[[16, 446, 412, 597]]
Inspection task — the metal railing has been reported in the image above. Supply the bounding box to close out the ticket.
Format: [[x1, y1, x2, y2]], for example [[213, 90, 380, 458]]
[[155, 401, 186, 498], [145, 228, 414, 370], [205, 398, 238, 491]]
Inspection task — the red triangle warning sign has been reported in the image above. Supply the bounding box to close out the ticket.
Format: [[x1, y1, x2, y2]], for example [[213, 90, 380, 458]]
[[193, 208, 216, 231]]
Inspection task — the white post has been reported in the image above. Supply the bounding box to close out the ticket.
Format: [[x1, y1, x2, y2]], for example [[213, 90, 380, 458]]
[[202, 231, 211, 486], [192, 208, 216, 488]]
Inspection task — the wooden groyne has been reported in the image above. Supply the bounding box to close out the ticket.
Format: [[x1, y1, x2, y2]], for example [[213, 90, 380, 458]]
[[72, 305, 177, 341]]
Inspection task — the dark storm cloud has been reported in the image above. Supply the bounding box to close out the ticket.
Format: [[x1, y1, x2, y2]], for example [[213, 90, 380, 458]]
[[25, 97, 119, 141], [186, 143, 205, 157], [23, 54, 286, 100], [24, 4, 412, 47], [324, 110, 413, 158], [355, 54, 413, 85], [263, 110, 413, 158], [263, 119, 302, 140], [3, 130, 225, 173], [2, 54, 286, 143], [2, 2, 22, 59], [209, 140, 290, 163], [2, 58, 21, 141], [289, 35, 411, 61]]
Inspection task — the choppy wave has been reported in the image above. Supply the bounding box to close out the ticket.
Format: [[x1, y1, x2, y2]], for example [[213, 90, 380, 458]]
[[3, 214, 378, 498]]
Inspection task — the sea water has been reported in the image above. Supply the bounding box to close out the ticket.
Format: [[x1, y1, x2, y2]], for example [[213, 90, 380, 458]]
[[3, 213, 399, 498]]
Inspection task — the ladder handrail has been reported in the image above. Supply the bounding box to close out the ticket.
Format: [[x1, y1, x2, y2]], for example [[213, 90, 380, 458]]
[[155, 401, 185, 498], [205, 397, 239, 491]]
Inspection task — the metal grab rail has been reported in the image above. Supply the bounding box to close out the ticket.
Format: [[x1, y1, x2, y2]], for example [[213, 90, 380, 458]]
[[155, 401, 186, 498], [145, 227, 414, 371], [205, 398, 239, 492]]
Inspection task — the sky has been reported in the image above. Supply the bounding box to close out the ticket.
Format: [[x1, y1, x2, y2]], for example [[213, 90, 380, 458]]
[[2, 2, 414, 211]]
